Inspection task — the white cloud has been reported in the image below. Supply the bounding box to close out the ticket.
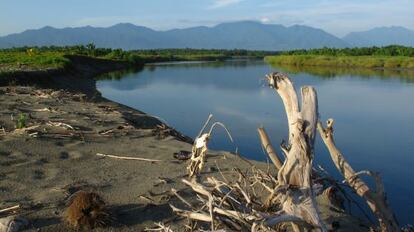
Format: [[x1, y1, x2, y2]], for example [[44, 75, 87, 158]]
[[208, 0, 243, 9], [260, 17, 270, 23]]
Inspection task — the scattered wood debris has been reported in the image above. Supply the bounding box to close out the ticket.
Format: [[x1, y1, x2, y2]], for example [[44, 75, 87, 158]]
[[11, 125, 40, 136], [144, 222, 174, 232], [47, 121, 75, 130], [138, 195, 156, 204], [32, 107, 58, 113]]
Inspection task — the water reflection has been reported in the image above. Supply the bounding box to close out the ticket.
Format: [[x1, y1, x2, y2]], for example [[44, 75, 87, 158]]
[[97, 60, 270, 92], [270, 63, 414, 82], [97, 60, 414, 224], [97, 67, 144, 81]]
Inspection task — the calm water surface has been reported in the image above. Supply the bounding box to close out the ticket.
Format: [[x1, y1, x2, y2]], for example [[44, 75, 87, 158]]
[[97, 60, 414, 224]]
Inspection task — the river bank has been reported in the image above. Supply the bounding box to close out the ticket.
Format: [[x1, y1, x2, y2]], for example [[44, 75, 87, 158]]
[[0, 57, 367, 231]]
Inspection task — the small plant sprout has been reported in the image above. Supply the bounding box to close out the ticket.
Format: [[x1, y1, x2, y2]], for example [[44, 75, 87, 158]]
[[16, 113, 28, 129], [187, 114, 233, 178]]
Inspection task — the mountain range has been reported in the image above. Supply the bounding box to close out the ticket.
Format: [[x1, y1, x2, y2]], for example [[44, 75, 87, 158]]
[[343, 26, 414, 47], [0, 21, 413, 50]]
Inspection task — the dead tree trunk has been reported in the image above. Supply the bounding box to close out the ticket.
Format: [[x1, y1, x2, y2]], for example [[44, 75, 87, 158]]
[[317, 119, 400, 232], [264, 72, 327, 231]]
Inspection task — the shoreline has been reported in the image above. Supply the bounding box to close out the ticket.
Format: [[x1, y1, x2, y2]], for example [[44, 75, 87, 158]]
[[0, 55, 133, 95], [0, 59, 367, 231]]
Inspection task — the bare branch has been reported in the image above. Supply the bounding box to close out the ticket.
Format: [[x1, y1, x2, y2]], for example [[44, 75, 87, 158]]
[[317, 120, 400, 232], [257, 127, 283, 170]]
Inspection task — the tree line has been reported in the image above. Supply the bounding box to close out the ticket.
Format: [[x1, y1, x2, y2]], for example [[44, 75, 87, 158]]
[[281, 45, 414, 57]]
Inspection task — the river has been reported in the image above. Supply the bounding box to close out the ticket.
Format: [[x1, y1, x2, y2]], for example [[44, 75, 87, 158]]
[[97, 59, 414, 224]]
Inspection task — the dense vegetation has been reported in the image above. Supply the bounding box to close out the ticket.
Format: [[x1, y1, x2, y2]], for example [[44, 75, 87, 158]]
[[0, 50, 70, 71], [0, 45, 277, 73], [265, 45, 414, 69], [265, 55, 414, 69]]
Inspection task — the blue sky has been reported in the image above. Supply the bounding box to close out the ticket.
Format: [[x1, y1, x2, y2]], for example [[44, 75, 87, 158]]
[[1, 0, 413, 36]]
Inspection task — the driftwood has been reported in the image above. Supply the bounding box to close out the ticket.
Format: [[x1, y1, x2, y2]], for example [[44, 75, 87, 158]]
[[264, 72, 326, 231], [187, 133, 209, 177], [47, 121, 75, 130], [171, 175, 289, 231], [0, 205, 19, 214], [187, 115, 233, 177], [317, 119, 400, 231], [169, 72, 399, 232], [11, 125, 40, 135], [172, 73, 327, 231], [96, 153, 162, 162]]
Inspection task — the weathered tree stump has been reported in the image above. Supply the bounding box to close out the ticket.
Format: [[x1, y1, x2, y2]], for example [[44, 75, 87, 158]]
[[263, 72, 327, 231]]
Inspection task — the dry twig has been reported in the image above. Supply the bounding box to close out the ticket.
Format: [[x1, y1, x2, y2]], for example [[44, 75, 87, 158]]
[[0, 205, 20, 214], [96, 153, 162, 162]]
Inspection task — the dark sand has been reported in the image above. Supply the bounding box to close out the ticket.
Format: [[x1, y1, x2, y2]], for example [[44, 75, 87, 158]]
[[0, 59, 368, 231]]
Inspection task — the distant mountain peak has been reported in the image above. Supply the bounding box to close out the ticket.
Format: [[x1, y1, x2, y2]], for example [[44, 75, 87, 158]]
[[343, 26, 414, 47], [40, 25, 55, 30], [111, 23, 139, 28]]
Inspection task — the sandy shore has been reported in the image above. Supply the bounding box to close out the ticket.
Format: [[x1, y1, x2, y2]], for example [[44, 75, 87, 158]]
[[0, 59, 367, 231]]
